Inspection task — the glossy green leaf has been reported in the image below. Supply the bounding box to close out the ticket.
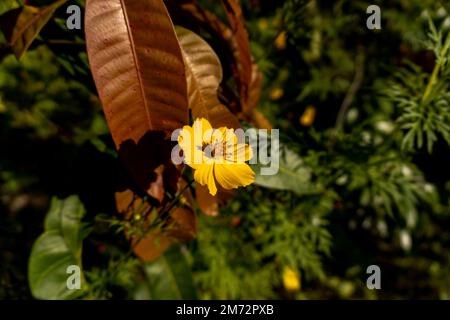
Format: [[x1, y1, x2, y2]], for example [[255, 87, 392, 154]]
[[249, 130, 320, 195], [28, 195, 88, 300], [142, 246, 197, 300]]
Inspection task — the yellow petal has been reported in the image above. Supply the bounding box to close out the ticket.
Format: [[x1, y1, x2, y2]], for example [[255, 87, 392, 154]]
[[194, 164, 217, 196], [192, 118, 213, 144], [283, 267, 301, 292], [178, 125, 202, 168], [210, 127, 225, 145], [214, 162, 255, 190], [226, 143, 254, 163], [222, 128, 238, 145]]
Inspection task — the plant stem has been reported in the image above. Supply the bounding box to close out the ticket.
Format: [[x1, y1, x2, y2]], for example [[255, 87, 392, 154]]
[[328, 48, 365, 149], [335, 50, 365, 132], [162, 179, 194, 215], [141, 178, 195, 236], [422, 62, 440, 103], [422, 31, 450, 103]]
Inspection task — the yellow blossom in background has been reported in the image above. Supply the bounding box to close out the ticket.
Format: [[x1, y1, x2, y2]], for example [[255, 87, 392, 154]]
[[275, 31, 287, 50], [300, 105, 316, 127], [0, 97, 6, 113], [258, 18, 269, 31], [282, 267, 301, 292], [270, 87, 284, 101], [178, 118, 255, 196]]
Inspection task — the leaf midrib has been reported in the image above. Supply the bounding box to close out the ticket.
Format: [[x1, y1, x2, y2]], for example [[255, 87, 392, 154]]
[[118, 0, 153, 131]]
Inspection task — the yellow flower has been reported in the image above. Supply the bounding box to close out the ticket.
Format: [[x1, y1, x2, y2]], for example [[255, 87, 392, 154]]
[[258, 19, 269, 31], [275, 31, 287, 50], [178, 118, 255, 196], [282, 267, 301, 292], [299, 105, 316, 127], [270, 87, 284, 101]]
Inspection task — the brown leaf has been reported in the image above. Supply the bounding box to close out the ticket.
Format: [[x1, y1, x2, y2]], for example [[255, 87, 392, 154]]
[[221, 1, 271, 129], [166, 207, 197, 242], [116, 132, 180, 203], [196, 184, 234, 217], [166, 0, 231, 41], [221, 0, 252, 107], [115, 189, 137, 216], [133, 206, 196, 262], [0, 0, 67, 59], [148, 165, 166, 204], [245, 62, 272, 129], [115, 189, 151, 219], [252, 109, 273, 130], [196, 184, 219, 217], [85, 0, 188, 200], [167, 177, 197, 241], [247, 62, 263, 112], [167, 1, 270, 129], [116, 180, 197, 262], [133, 232, 173, 262], [175, 26, 240, 129], [177, 176, 195, 207]]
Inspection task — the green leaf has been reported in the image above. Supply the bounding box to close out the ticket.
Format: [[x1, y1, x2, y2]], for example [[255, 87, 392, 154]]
[[28, 195, 89, 300], [142, 246, 197, 300], [0, 0, 19, 46], [0, 0, 67, 59], [0, 0, 20, 16], [249, 130, 320, 195]]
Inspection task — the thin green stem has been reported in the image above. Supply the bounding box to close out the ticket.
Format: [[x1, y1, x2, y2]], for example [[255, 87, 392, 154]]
[[422, 31, 450, 103], [422, 62, 440, 103], [161, 179, 194, 216], [139, 178, 195, 239]]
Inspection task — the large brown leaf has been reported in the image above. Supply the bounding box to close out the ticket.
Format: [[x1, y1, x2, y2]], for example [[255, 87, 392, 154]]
[[247, 62, 272, 129], [167, 1, 271, 129], [221, 0, 271, 129], [175, 26, 239, 129], [221, 0, 252, 107], [85, 0, 188, 199]]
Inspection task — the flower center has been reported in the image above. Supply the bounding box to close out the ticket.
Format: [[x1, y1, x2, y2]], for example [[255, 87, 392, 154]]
[[202, 142, 226, 159]]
